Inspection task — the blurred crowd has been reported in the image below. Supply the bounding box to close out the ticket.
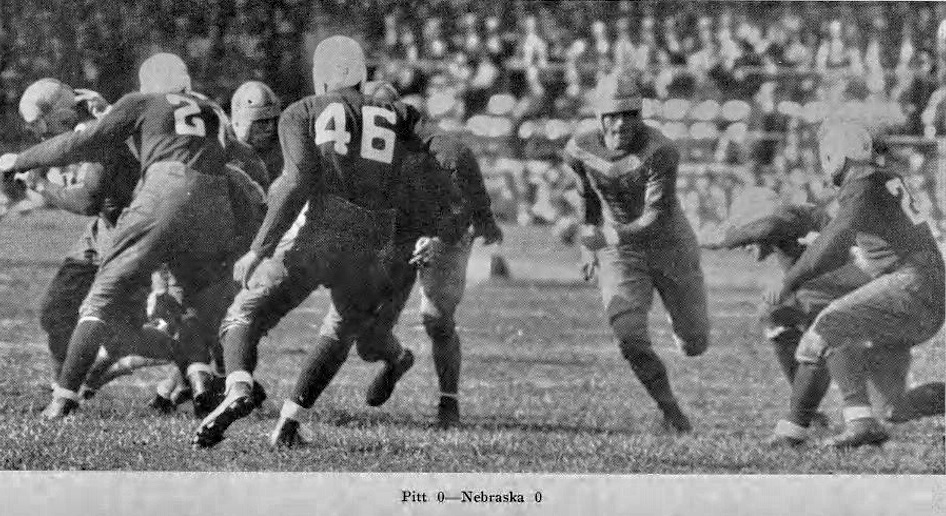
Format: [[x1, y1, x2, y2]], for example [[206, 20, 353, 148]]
[[2, 1, 945, 236]]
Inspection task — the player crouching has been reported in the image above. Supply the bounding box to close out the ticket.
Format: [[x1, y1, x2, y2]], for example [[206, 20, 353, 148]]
[[764, 120, 945, 448]]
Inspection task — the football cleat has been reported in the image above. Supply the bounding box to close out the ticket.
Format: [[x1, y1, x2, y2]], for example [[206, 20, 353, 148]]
[[366, 349, 415, 407], [269, 418, 312, 448], [192, 383, 255, 449], [435, 397, 461, 430], [251, 381, 268, 409], [768, 419, 808, 448], [189, 371, 225, 420], [887, 382, 945, 423], [41, 397, 79, 421], [658, 401, 693, 434], [147, 394, 177, 414], [822, 418, 889, 449]]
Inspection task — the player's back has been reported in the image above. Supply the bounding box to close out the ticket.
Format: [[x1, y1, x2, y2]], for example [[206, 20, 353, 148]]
[[132, 92, 227, 175], [286, 88, 426, 212], [843, 166, 943, 275]]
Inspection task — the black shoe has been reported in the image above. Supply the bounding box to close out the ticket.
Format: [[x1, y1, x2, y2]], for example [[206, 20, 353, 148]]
[[41, 397, 79, 420], [888, 382, 945, 423], [366, 349, 415, 407], [269, 418, 310, 448], [659, 401, 693, 434], [148, 394, 177, 414], [822, 419, 890, 449], [251, 381, 268, 409], [435, 397, 461, 429], [190, 373, 225, 420], [192, 384, 255, 449]]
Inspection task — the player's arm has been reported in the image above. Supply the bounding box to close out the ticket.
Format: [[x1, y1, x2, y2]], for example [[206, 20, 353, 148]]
[[780, 180, 866, 295], [613, 145, 677, 239], [228, 139, 271, 191], [562, 138, 603, 226], [3, 94, 144, 174], [249, 106, 316, 258], [707, 216, 792, 250]]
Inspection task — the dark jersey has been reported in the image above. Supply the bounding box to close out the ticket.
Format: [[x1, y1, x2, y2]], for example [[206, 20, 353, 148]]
[[564, 125, 687, 246], [227, 139, 271, 191], [11, 92, 227, 179], [394, 152, 467, 246], [252, 86, 465, 257], [784, 166, 943, 292]]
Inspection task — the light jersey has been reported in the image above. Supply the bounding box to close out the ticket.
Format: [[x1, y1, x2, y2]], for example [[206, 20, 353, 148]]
[[251, 86, 457, 257], [12, 91, 228, 181], [564, 125, 691, 247], [784, 165, 944, 291]]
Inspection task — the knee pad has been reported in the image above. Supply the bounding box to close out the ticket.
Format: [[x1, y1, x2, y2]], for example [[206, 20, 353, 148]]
[[795, 329, 829, 364], [421, 313, 455, 342]]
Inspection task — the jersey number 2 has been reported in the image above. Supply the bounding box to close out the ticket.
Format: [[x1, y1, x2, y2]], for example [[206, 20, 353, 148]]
[[885, 178, 926, 226], [314, 103, 396, 164], [167, 94, 206, 137]]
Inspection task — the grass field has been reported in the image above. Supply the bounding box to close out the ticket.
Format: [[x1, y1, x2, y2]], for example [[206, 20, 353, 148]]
[[0, 210, 942, 473]]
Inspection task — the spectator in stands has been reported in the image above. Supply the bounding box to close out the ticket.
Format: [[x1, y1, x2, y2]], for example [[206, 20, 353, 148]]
[[899, 49, 938, 135], [613, 17, 635, 74]]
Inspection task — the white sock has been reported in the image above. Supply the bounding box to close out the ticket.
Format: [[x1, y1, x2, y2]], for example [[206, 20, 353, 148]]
[[186, 363, 215, 377], [52, 383, 80, 402], [843, 406, 875, 423], [226, 371, 253, 392], [280, 400, 308, 421]]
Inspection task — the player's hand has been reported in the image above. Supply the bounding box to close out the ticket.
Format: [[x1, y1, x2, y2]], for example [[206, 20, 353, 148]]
[[580, 247, 599, 282], [233, 250, 262, 287], [410, 236, 445, 267], [74, 89, 111, 119], [762, 285, 788, 306], [579, 224, 607, 251], [474, 218, 504, 245], [0, 153, 17, 174]]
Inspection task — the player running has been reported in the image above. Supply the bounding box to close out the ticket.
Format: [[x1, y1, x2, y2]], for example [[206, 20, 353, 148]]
[[564, 74, 710, 433], [0, 52, 265, 420], [193, 36, 469, 449], [763, 119, 945, 448]]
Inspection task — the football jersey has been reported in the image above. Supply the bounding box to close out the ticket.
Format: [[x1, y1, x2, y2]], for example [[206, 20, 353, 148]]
[[564, 125, 688, 246], [12, 91, 227, 179], [784, 166, 943, 291], [252, 86, 461, 257]]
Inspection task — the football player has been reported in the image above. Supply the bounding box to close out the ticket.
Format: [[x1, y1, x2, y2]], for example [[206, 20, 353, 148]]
[[763, 119, 944, 448], [0, 52, 265, 420], [193, 36, 470, 449], [13, 79, 166, 396], [564, 74, 710, 433], [291, 80, 500, 437], [230, 80, 283, 183]]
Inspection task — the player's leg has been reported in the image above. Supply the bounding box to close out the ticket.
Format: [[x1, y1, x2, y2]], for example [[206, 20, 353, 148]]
[[417, 235, 471, 427], [865, 343, 911, 421], [195, 255, 322, 448], [798, 264, 943, 448], [650, 237, 711, 358], [599, 246, 691, 432], [38, 257, 98, 383], [361, 267, 417, 408]]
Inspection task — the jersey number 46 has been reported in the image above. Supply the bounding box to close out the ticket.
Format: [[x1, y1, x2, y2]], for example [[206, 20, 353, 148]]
[[315, 103, 395, 164]]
